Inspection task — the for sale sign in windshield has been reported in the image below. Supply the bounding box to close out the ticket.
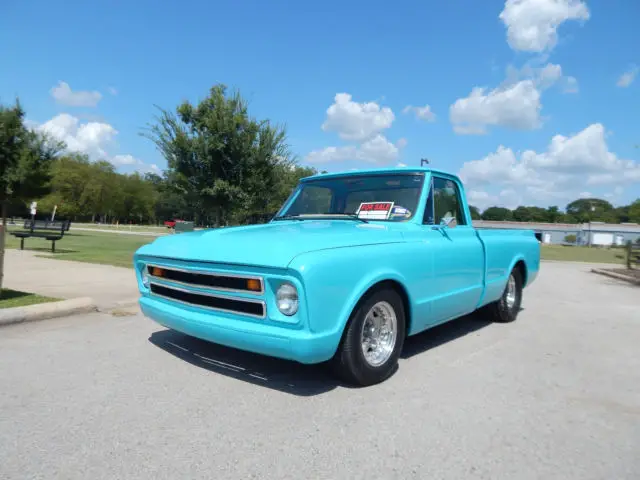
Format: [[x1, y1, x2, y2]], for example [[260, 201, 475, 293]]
[[356, 202, 395, 220]]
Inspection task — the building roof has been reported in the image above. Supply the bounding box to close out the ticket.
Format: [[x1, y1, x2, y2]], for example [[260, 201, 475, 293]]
[[473, 220, 640, 233], [579, 222, 640, 233]]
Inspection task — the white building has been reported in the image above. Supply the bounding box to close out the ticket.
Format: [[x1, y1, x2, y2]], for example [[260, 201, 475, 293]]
[[473, 220, 640, 246]]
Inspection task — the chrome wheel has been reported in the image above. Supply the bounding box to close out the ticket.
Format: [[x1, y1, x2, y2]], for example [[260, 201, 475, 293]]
[[505, 274, 517, 310], [360, 301, 397, 367]]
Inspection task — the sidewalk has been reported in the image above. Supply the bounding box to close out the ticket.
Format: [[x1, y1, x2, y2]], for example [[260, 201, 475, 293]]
[[4, 250, 139, 310]]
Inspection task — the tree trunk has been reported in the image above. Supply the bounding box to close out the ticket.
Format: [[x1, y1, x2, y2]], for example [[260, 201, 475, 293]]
[[0, 200, 7, 294]]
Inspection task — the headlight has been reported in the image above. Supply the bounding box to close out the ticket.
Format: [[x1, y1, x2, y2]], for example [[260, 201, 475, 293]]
[[142, 268, 150, 288], [276, 283, 298, 316]]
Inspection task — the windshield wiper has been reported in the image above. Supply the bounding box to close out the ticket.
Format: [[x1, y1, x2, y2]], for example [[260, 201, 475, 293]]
[[327, 213, 369, 223], [272, 213, 369, 223]]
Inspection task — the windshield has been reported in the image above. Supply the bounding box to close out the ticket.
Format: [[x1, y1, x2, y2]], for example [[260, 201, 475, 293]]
[[276, 173, 425, 222]]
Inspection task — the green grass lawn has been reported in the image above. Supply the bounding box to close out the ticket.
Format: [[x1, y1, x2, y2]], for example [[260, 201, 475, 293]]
[[0, 289, 60, 309], [541, 244, 626, 264], [6, 229, 158, 268]]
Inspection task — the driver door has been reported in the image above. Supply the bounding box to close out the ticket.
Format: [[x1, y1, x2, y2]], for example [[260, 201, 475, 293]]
[[421, 175, 484, 326]]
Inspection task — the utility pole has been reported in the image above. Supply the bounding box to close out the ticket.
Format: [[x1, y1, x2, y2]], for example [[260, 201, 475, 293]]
[[420, 158, 430, 166]]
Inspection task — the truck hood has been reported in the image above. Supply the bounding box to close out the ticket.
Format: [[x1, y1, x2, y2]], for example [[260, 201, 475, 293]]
[[135, 220, 405, 269]]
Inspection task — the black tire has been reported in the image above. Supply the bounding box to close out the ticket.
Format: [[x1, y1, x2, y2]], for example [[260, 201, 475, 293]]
[[330, 287, 406, 386], [482, 267, 523, 323]]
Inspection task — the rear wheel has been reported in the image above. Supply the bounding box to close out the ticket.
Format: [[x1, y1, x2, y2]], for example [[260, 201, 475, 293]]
[[330, 287, 406, 386], [482, 267, 523, 323]]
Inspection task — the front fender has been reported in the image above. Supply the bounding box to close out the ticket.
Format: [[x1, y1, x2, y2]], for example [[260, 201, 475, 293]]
[[288, 244, 417, 353]]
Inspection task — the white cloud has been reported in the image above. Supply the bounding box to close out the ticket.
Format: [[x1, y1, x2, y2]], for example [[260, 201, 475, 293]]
[[38, 113, 116, 158], [506, 61, 577, 92], [111, 154, 138, 166], [525, 124, 633, 175], [321, 93, 394, 142], [136, 163, 161, 174], [459, 145, 541, 187], [499, 0, 590, 53], [467, 189, 522, 210], [112, 155, 161, 174], [459, 123, 640, 208], [450, 80, 542, 134], [31, 113, 159, 174], [536, 63, 563, 89], [305, 135, 405, 165], [564, 76, 579, 93], [50, 81, 102, 107], [616, 65, 638, 88], [450, 60, 579, 135], [402, 104, 436, 122]]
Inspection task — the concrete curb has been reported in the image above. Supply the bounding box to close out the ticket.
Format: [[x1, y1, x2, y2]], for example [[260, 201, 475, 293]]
[[96, 297, 140, 312], [591, 268, 640, 286], [0, 297, 97, 327]]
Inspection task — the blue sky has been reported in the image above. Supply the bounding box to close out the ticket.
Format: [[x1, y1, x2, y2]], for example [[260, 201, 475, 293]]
[[1, 0, 638, 211]]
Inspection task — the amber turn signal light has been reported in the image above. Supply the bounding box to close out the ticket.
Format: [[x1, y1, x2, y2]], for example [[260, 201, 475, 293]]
[[150, 267, 165, 277], [247, 279, 261, 292]]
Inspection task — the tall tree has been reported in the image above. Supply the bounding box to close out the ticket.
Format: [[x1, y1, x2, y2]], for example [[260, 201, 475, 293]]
[[566, 198, 613, 222], [546, 206, 560, 223], [629, 199, 640, 223], [142, 84, 294, 226], [481, 206, 513, 221], [468, 205, 482, 220], [0, 99, 64, 291]]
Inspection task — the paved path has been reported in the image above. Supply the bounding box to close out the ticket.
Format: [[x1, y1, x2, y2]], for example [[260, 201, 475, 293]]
[[1, 261, 639, 479], [4, 249, 138, 309], [71, 227, 168, 236]]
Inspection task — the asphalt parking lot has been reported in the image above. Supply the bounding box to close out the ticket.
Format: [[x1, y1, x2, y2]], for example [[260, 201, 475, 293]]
[[1, 261, 639, 479]]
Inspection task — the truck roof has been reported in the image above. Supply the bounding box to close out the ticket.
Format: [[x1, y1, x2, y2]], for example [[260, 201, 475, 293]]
[[300, 166, 457, 182]]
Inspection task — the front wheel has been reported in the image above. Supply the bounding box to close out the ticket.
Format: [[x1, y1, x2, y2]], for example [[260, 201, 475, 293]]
[[330, 287, 406, 386], [482, 267, 523, 323]]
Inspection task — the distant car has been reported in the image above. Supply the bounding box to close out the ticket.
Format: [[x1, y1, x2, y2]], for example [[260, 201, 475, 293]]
[[134, 167, 540, 386], [163, 219, 183, 228]]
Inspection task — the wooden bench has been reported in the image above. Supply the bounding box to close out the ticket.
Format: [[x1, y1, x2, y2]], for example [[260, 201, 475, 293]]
[[10, 220, 71, 253]]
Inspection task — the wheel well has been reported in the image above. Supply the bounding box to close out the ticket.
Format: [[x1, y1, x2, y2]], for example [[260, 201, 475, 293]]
[[360, 280, 412, 337], [514, 260, 527, 286]]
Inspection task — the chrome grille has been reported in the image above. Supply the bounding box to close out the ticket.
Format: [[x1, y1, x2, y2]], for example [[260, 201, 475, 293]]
[[149, 282, 266, 318]]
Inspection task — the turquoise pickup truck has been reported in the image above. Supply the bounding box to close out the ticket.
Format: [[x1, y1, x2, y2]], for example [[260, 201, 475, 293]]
[[133, 167, 540, 386]]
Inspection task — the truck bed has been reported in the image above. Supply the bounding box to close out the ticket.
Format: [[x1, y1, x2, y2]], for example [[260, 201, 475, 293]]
[[476, 227, 541, 307]]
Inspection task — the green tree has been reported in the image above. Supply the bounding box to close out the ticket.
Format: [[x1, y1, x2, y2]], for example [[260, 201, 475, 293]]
[[80, 161, 124, 223], [0, 99, 64, 290], [512, 206, 533, 222], [120, 172, 158, 223], [566, 198, 613, 222], [481, 206, 513, 221], [37, 153, 94, 218], [546, 206, 560, 223], [468, 205, 481, 220], [629, 199, 640, 223], [143, 84, 294, 226]]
